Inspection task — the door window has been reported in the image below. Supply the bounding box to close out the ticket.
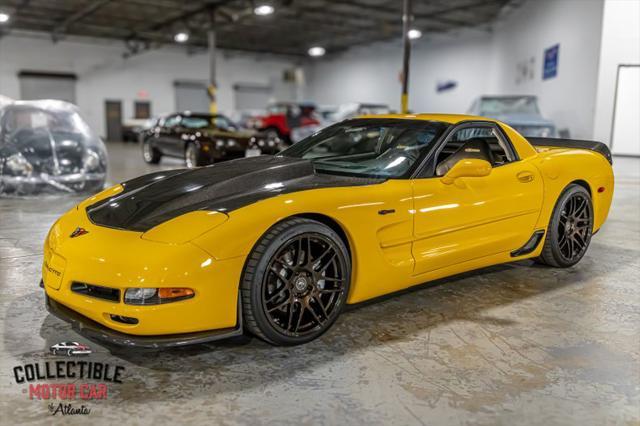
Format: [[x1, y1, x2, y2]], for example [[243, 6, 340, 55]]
[[430, 125, 516, 177]]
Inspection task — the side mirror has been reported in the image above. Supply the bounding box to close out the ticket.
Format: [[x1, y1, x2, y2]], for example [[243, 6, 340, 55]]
[[441, 159, 492, 185]]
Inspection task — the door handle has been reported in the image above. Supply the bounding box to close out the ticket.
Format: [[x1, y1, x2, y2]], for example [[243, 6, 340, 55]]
[[378, 209, 396, 215], [517, 171, 535, 183]]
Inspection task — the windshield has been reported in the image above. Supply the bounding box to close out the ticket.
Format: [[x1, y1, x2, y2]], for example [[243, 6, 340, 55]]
[[479, 97, 540, 115], [280, 119, 447, 178], [181, 115, 237, 131]]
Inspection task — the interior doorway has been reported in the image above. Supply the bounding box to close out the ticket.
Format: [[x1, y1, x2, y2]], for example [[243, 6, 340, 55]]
[[611, 65, 640, 156], [105, 100, 123, 142]]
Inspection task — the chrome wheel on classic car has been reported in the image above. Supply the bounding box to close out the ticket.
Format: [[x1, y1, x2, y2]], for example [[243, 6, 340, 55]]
[[241, 218, 350, 345], [142, 139, 162, 164]]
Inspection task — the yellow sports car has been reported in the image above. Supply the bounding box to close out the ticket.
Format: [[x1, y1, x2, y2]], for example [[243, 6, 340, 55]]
[[42, 114, 614, 347]]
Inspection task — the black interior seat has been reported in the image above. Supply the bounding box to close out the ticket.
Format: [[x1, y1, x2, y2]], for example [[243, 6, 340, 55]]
[[436, 138, 495, 176]]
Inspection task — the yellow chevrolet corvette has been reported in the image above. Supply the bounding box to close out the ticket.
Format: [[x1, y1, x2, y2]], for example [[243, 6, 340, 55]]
[[42, 114, 614, 347]]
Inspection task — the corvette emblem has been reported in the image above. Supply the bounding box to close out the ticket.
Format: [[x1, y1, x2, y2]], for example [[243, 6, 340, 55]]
[[70, 227, 89, 238]]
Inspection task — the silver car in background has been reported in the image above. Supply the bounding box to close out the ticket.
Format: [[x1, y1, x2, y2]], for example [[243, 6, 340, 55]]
[[468, 95, 558, 138]]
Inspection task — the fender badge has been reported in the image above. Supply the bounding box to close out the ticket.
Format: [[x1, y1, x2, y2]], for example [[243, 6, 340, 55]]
[[70, 227, 89, 238]]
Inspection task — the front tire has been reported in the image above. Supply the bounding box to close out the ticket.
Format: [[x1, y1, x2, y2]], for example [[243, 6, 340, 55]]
[[241, 218, 351, 345], [185, 142, 207, 168], [142, 139, 161, 164], [537, 184, 593, 267]]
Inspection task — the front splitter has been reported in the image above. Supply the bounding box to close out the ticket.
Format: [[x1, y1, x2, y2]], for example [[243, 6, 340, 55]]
[[45, 294, 243, 349]]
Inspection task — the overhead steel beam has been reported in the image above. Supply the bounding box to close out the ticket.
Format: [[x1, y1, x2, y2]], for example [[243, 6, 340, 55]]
[[52, 0, 114, 40]]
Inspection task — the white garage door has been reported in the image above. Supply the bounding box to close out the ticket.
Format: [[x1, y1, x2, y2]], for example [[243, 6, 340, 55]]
[[174, 81, 210, 114], [611, 65, 640, 156], [19, 71, 77, 104], [234, 83, 273, 111]]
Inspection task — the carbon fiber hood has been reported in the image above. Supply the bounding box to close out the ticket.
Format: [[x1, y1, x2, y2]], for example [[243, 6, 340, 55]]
[[87, 155, 382, 232]]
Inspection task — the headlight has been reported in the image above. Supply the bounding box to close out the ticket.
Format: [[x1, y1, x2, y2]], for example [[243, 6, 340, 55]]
[[5, 153, 33, 176], [227, 139, 236, 147], [124, 287, 194, 305], [258, 140, 265, 147], [216, 140, 225, 148], [539, 127, 554, 138], [83, 150, 101, 172]]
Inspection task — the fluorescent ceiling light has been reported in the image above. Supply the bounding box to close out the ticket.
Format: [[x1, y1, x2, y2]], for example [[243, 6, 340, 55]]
[[254, 5, 275, 16], [0, 12, 10, 23], [408, 29, 422, 40], [308, 46, 326, 57], [174, 32, 189, 43]]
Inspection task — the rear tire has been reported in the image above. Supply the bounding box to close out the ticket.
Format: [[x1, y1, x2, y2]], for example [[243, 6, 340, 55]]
[[241, 218, 351, 345], [537, 184, 593, 267], [142, 139, 161, 164]]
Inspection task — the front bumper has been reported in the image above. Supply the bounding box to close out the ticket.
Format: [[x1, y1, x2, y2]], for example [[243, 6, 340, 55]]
[[1, 172, 106, 194], [45, 293, 243, 349]]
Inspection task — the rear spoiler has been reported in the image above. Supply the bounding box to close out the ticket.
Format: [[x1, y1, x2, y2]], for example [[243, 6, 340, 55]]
[[527, 137, 612, 164]]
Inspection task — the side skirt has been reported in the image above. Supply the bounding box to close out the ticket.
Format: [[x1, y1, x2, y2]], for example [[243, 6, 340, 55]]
[[510, 230, 546, 257]]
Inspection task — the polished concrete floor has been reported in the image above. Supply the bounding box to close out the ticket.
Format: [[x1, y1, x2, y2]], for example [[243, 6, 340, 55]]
[[1, 142, 638, 425]]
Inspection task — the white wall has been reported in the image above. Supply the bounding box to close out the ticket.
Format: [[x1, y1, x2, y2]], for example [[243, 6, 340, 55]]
[[593, 0, 640, 145], [490, 0, 605, 139], [305, 31, 495, 114], [0, 33, 298, 137], [306, 0, 606, 139]]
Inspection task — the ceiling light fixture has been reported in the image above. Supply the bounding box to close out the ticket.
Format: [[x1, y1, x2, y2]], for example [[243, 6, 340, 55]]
[[408, 29, 422, 40], [0, 12, 10, 23], [308, 46, 326, 57], [174, 32, 189, 43], [254, 5, 275, 16]]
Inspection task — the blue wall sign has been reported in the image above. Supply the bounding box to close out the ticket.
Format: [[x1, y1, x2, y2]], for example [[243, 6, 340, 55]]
[[543, 44, 559, 80], [436, 80, 458, 92]]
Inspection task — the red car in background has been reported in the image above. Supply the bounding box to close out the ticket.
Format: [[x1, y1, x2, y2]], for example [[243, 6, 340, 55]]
[[251, 102, 319, 142]]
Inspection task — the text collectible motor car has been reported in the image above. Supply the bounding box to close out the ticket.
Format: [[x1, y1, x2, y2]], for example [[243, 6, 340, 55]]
[[42, 114, 614, 347], [140, 112, 282, 168]]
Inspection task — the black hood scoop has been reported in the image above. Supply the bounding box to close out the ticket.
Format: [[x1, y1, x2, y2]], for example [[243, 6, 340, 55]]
[[87, 156, 382, 232]]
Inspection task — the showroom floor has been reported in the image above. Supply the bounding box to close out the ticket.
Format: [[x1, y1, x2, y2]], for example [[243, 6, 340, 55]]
[[1, 143, 638, 425]]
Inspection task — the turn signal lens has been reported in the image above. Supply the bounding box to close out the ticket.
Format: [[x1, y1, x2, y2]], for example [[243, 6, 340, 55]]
[[124, 287, 194, 305], [158, 288, 194, 300]]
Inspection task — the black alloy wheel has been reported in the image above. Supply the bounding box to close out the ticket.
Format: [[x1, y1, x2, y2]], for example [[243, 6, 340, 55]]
[[538, 184, 593, 267], [241, 218, 350, 345]]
